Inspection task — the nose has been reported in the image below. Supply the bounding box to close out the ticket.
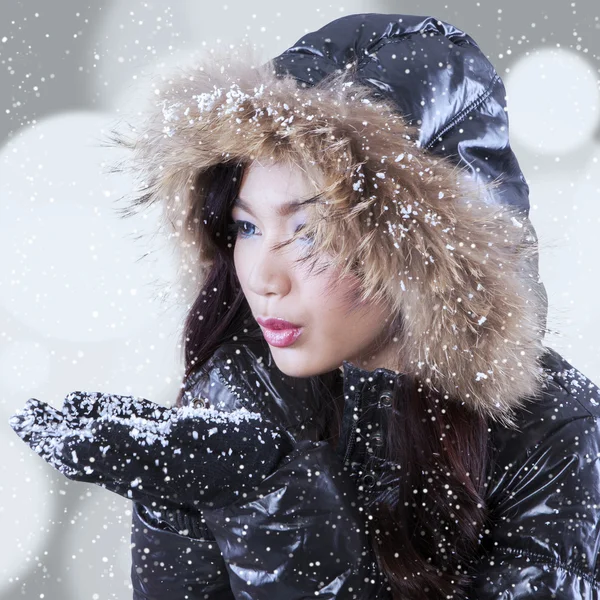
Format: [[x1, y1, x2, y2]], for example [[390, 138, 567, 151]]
[[246, 238, 292, 298]]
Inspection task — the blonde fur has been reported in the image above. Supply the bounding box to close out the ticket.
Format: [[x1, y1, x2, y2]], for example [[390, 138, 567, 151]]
[[114, 45, 547, 427]]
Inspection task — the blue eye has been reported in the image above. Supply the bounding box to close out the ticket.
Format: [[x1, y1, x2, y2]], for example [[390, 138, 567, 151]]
[[227, 220, 313, 244], [228, 220, 256, 239]]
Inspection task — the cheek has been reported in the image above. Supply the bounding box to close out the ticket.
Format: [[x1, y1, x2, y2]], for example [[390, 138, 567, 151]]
[[233, 245, 248, 287], [305, 270, 363, 324]]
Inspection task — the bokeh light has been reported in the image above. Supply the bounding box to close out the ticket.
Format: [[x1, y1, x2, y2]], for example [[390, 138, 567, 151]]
[[506, 47, 600, 155], [0, 112, 177, 343]]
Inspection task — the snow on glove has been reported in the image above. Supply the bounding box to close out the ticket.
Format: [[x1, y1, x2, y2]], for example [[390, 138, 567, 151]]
[[8, 391, 295, 532]]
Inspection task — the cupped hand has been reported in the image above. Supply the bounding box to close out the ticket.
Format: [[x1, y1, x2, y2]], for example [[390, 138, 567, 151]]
[[9, 391, 294, 513]]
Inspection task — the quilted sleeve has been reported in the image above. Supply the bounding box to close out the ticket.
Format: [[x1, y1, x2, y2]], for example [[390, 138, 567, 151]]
[[131, 501, 235, 600], [200, 438, 389, 600], [468, 413, 600, 598]]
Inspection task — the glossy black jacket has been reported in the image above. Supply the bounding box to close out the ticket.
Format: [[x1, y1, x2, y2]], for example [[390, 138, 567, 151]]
[[131, 340, 600, 598]]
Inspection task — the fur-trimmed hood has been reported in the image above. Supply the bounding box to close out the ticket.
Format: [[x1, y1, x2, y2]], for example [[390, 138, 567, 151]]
[[112, 16, 548, 427]]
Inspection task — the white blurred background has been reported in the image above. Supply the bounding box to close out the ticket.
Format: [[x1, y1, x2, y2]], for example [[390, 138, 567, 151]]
[[1, 2, 599, 598]]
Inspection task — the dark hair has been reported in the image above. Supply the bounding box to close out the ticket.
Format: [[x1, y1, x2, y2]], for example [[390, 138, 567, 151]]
[[173, 161, 491, 600]]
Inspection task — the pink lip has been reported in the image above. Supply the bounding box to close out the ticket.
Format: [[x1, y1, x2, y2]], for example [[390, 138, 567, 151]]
[[256, 317, 303, 348], [256, 316, 301, 329], [260, 326, 303, 348]]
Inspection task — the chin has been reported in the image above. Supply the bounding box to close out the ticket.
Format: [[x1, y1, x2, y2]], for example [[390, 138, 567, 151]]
[[269, 349, 331, 379], [271, 355, 312, 378]]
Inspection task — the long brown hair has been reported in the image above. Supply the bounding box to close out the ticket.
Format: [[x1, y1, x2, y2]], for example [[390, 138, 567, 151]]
[[172, 160, 491, 600]]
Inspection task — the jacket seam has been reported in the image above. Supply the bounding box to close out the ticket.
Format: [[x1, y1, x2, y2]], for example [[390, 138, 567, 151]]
[[214, 366, 254, 412], [358, 35, 410, 64], [423, 74, 500, 152], [496, 546, 599, 586], [182, 365, 213, 403], [358, 24, 477, 62], [352, 31, 500, 153], [284, 31, 411, 75]]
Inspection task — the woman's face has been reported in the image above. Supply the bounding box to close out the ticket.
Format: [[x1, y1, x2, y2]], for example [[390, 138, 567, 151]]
[[231, 159, 398, 378]]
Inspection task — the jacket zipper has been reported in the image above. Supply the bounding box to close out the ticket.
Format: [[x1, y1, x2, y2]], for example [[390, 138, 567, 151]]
[[343, 388, 363, 465]]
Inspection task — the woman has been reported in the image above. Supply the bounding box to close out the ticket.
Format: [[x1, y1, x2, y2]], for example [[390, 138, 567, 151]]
[[9, 13, 600, 600]]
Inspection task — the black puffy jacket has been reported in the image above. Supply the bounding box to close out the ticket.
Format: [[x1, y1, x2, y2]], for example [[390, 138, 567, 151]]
[[121, 12, 600, 600], [131, 340, 600, 599]]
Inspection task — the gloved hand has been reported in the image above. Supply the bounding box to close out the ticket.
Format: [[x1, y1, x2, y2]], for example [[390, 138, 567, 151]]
[[8, 390, 294, 537]]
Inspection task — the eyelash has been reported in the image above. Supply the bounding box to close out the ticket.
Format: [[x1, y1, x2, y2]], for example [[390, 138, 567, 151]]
[[227, 220, 313, 243]]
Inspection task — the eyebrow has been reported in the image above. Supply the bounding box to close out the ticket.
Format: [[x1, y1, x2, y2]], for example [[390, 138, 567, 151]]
[[233, 194, 322, 218]]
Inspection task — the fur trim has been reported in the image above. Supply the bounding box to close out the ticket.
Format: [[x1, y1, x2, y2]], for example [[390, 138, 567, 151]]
[[112, 45, 547, 427]]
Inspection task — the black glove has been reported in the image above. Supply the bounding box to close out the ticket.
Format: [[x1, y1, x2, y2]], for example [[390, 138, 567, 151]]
[[8, 390, 294, 536]]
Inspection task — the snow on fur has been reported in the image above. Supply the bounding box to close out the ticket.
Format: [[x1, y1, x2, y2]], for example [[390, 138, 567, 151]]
[[110, 45, 547, 427]]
